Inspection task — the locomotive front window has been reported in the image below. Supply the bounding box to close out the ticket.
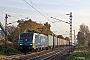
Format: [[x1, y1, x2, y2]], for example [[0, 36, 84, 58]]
[[20, 33, 33, 42]]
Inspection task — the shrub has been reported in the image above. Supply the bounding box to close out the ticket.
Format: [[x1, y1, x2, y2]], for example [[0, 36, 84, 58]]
[[67, 51, 90, 60], [0, 47, 21, 56]]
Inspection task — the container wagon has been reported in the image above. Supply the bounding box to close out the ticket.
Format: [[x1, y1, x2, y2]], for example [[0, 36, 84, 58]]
[[48, 35, 53, 49]]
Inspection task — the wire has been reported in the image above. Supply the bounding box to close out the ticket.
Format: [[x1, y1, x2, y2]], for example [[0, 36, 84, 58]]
[[28, 0, 68, 34], [0, 10, 6, 14], [0, 10, 20, 19], [0, 5, 28, 19], [0, 10, 26, 27], [0, 0, 66, 35], [23, 0, 65, 34], [0, 0, 67, 35], [23, 0, 53, 22], [29, 0, 49, 16]]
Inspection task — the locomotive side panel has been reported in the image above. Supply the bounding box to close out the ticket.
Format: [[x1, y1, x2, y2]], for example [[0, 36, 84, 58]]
[[33, 33, 40, 49]]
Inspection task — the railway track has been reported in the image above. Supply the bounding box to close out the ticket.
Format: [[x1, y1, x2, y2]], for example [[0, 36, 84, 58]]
[[0, 46, 72, 60]]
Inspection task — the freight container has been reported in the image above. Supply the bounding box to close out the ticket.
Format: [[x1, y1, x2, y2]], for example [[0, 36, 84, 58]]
[[57, 38, 60, 46], [48, 35, 53, 48], [62, 39, 64, 46], [60, 39, 62, 45], [54, 36, 58, 47], [64, 40, 66, 45], [66, 40, 69, 45]]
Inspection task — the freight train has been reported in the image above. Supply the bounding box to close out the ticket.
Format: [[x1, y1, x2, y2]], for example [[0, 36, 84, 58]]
[[18, 31, 70, 52]]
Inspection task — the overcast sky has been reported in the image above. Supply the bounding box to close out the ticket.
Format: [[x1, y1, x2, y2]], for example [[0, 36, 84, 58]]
[[0, 0, 90, 38]]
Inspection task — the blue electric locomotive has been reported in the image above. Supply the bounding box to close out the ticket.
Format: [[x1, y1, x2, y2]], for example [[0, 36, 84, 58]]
[[19, 32, 48, 52]]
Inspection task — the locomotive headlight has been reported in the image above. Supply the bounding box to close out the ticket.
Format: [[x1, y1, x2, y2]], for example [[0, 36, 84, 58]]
[[30, 44, 32, 45], [20, 44, 22, 45]]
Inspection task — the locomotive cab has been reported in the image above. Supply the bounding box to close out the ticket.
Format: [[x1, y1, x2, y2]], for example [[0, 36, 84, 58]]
[[19, 32, 33, 51]]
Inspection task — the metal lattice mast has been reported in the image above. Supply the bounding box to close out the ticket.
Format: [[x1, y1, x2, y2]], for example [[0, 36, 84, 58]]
[[69, 12, 72, 45]]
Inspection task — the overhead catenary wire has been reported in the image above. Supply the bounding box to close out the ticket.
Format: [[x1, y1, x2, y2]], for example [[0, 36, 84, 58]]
[[0, 5, 28, 19], [23, 0, 52, 22], [28, 0, 69, 34], [0, 10, 27, 27], [0, 0, 66, 34], [29, 0, 49, 16], [0, 10, 21, 19], [0, 10, 6, 14], [23, 0, 65, 34], [0, 0, 68, 35]]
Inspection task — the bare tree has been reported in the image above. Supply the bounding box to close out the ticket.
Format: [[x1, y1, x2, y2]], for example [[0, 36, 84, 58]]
[[78, 23, 90, 46], [79, 24, 89, 35]]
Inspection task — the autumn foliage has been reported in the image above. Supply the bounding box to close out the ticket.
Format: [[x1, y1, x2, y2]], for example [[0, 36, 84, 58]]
[[7, 19, 53, 44]]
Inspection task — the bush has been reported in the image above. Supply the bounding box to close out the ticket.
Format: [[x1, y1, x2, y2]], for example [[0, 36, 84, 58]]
[[0, 45, 2, 51], [13, 42, 19, 49], [0, 40, 4, 51], [67, 51, 90, 60], [0, 47, 21, 56]]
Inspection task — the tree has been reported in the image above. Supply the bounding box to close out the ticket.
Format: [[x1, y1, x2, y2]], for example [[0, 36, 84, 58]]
[[17, 19, 53, 35], [7, 25, 19, 42], [77, 24, 90, 46], [79, 24, 89, 35], [44, 22, 51, 30]]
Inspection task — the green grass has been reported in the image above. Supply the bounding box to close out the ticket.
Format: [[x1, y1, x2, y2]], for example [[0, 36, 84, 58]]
[[0, 47, 22, 58], [0, 40, 4, 45], [67, 46, 90, 60], [0, 47, 21, 56], [67, 51, 90, 60]]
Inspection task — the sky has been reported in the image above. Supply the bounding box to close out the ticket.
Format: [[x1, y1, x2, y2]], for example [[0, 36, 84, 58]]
[[0, 0, 90, 40]]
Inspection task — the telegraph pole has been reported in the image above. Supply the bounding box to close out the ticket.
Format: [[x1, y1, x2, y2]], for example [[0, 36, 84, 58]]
[[66, 12, 72, 52], [69, 12, 72, 46], [51, 12, 73, 53], [5, 14, 8, 53], [69, 12, 72, 51]]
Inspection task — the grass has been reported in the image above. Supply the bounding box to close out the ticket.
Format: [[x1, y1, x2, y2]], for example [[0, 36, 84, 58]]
[[0, 55, 6, 58], [0, 47, 22, 58], [67, 51, 90, 60], [66, 46, 90, 60], [0, 47, 21, 55]]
